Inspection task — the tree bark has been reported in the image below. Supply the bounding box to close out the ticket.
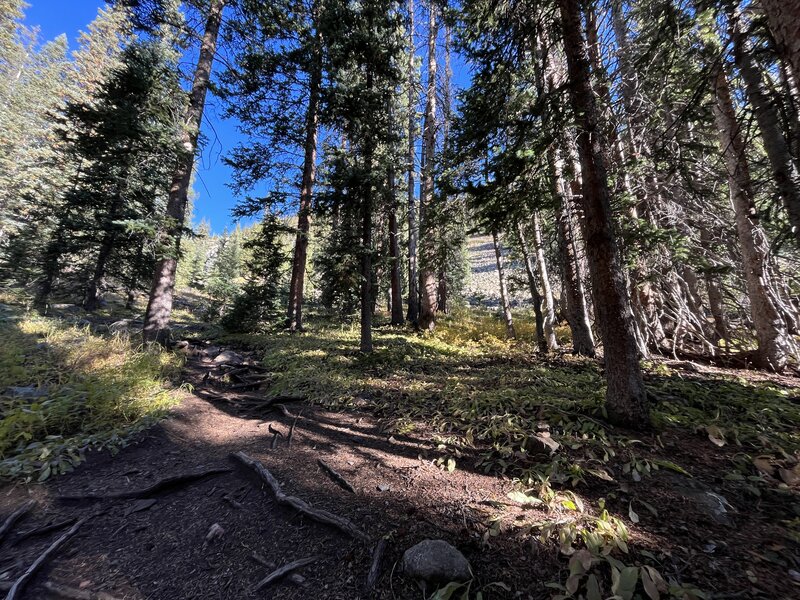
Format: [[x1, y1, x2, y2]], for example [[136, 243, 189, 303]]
[[417, 0, 438, 331], [759, 0, 800, 90], [713, 67, 790, 371], [142, 0, 225, 344], [287, 13, 322, 331], [557, 0, 648, 428], [491, 230, 516, 339], [733, 21, 800, 246], [515, 222, 547, 352], [388, 169, 404, 325], [405, 0, 419, 324], [532, 211, 559, 350]]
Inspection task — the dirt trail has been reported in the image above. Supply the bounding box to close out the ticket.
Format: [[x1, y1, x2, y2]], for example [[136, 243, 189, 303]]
[[0, 348, 532, 599]]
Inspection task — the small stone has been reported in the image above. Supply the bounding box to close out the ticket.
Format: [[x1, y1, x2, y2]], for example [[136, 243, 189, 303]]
[[402, 539, 472, 586], [377, 484, 391, 492], [205, 523, 225, 543]]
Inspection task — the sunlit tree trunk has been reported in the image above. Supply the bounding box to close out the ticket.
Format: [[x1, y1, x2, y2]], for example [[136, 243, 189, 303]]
[[492, 230, 516, 339], [143, 0, 225, 344], [515, 222, 547, 352], [557, 0, 649, 427], [287, 13, 322, 331], [405, 0, 419, 324], [733, 21, 800, 246], [531, 211, 559, 350], [417, 0, 438, 331], [713, 67, 790, 371]]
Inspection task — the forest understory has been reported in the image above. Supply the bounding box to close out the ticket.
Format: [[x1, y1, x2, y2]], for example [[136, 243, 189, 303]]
[[0, 293, 798, 600]]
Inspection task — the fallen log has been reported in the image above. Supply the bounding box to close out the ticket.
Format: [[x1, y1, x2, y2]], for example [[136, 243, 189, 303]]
[[0, 500, 35, 546], [59, 468, 231, 501], [252, 556, 319, 592], [317, 459, 356, 494], [231, 452, 368, 541], [5, 516, 90, 600]]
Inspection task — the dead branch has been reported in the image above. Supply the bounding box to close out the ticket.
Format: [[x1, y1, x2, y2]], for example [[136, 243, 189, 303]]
[[231, 452, 369, 541], [366, 538, 388, 591], [12, 518, 76, 546], [317, 459, 356, 493], [0, 500, 35, 546], [287, 410, 303, 446], [249, 553, 306, 587], [5, 516, 90, 600], [252, 556, 319, 592], [41, 582, 122, 600], [58, 468, 231, 501]]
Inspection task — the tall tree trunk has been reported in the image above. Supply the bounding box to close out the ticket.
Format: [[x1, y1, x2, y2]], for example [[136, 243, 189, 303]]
[[713, 67, 790, 371], [287, 15, 322, 331], [405, 0, 419, 324], [360, 64, 376, 353], [532, 211, 559, 350], [388, 168, 404, 325], [759, 0, 800, 89], [515, 222, 547, 352], [435, 21, 453, 313], [143, 0, 225, 344], [557, 0, 648, 427], [492, 230, 516, 339], [733, 21, 800, 246], [417, 0, 438, 331]]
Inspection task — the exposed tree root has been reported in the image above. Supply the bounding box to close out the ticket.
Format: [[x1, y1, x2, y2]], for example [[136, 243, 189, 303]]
[[252, 556, 319, 592], [231, 451, 369, 541], [366, 537, 388, 591], [58, 468, 231, 501], [317, 459, 356, 493], [0, 500, 35, 547]]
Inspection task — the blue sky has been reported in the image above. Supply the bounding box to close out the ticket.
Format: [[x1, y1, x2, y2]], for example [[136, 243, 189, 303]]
[[24, 0, 242, 234]]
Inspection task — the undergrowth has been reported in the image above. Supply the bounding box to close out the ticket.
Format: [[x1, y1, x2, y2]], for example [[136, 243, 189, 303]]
[[0, 307, 183, 481]]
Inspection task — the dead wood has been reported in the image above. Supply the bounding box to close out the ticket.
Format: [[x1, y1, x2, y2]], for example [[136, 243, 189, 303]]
[[5, 516, 90, 600], [250, 553, 307, 587], [12, 518, 76, 546], [231, 451, 369, 541], [317, 459, 356, 493], [287, 410, 303, 446], [366, 538, 388, 591], [0, 500, 35, 546], [252, 556, 319, 592], [41, 582, 122, 600], [58, 467, 231, 501]]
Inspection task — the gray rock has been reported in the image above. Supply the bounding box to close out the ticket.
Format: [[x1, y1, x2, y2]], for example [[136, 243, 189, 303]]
[[402, 540, 471, 586], [213, 350, 246, 365], [665, 474, 734, 526], [5, 386, 48, 399], [109, 319, 132, 333]]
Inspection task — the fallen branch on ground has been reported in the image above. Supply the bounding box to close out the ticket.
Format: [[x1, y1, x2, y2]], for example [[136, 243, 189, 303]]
[[0, 500, 35, 546], [250, 553, 307, 587], [12, 518, 76, 546], [5, 516, 90, 600], [252, 556, 319, 592], [58, 468, 231, 501], [42, 582, 122, 600], [317, 459, 355, 493], [366, 538, 388, 591], [231, 451, 369, 541], [287, 410, 303, 446]]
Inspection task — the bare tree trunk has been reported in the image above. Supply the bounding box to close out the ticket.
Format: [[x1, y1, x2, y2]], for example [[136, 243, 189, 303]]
[[492, 230, 516, 339], [733, 21, 800, 246], [143, 0, 225, 344], [713, 67, 790, 371], [83, 233, 115, 311], [557, 0, 648, 428], [759, 0, 800, 89], [435, 21, 453, 313], [287, 15, 322, 331], [532, 211, 559, 350], [388, 169, 404, 325], [417, 1, 438, 331], [515, 222, 547, 352], [405, 0, 419, 324]]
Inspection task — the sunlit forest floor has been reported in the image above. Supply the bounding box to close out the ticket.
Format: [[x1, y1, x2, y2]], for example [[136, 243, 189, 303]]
[[0, 291, 799, 599]]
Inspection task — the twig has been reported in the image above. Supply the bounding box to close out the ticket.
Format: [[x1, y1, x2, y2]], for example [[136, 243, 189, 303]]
[[287, 410, 303, 446], [231, 452, 369, 541], [252, 556, 319, 592], [366, 537, 388, 591], [12, 518, 76, 546], [250, 553, 306, 586], [317, 459, 356, 493], [5, 516, 90, 600], [59, 468, 231, 501], [41, 582, 122, 600], [0, 500, 35, 546]]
